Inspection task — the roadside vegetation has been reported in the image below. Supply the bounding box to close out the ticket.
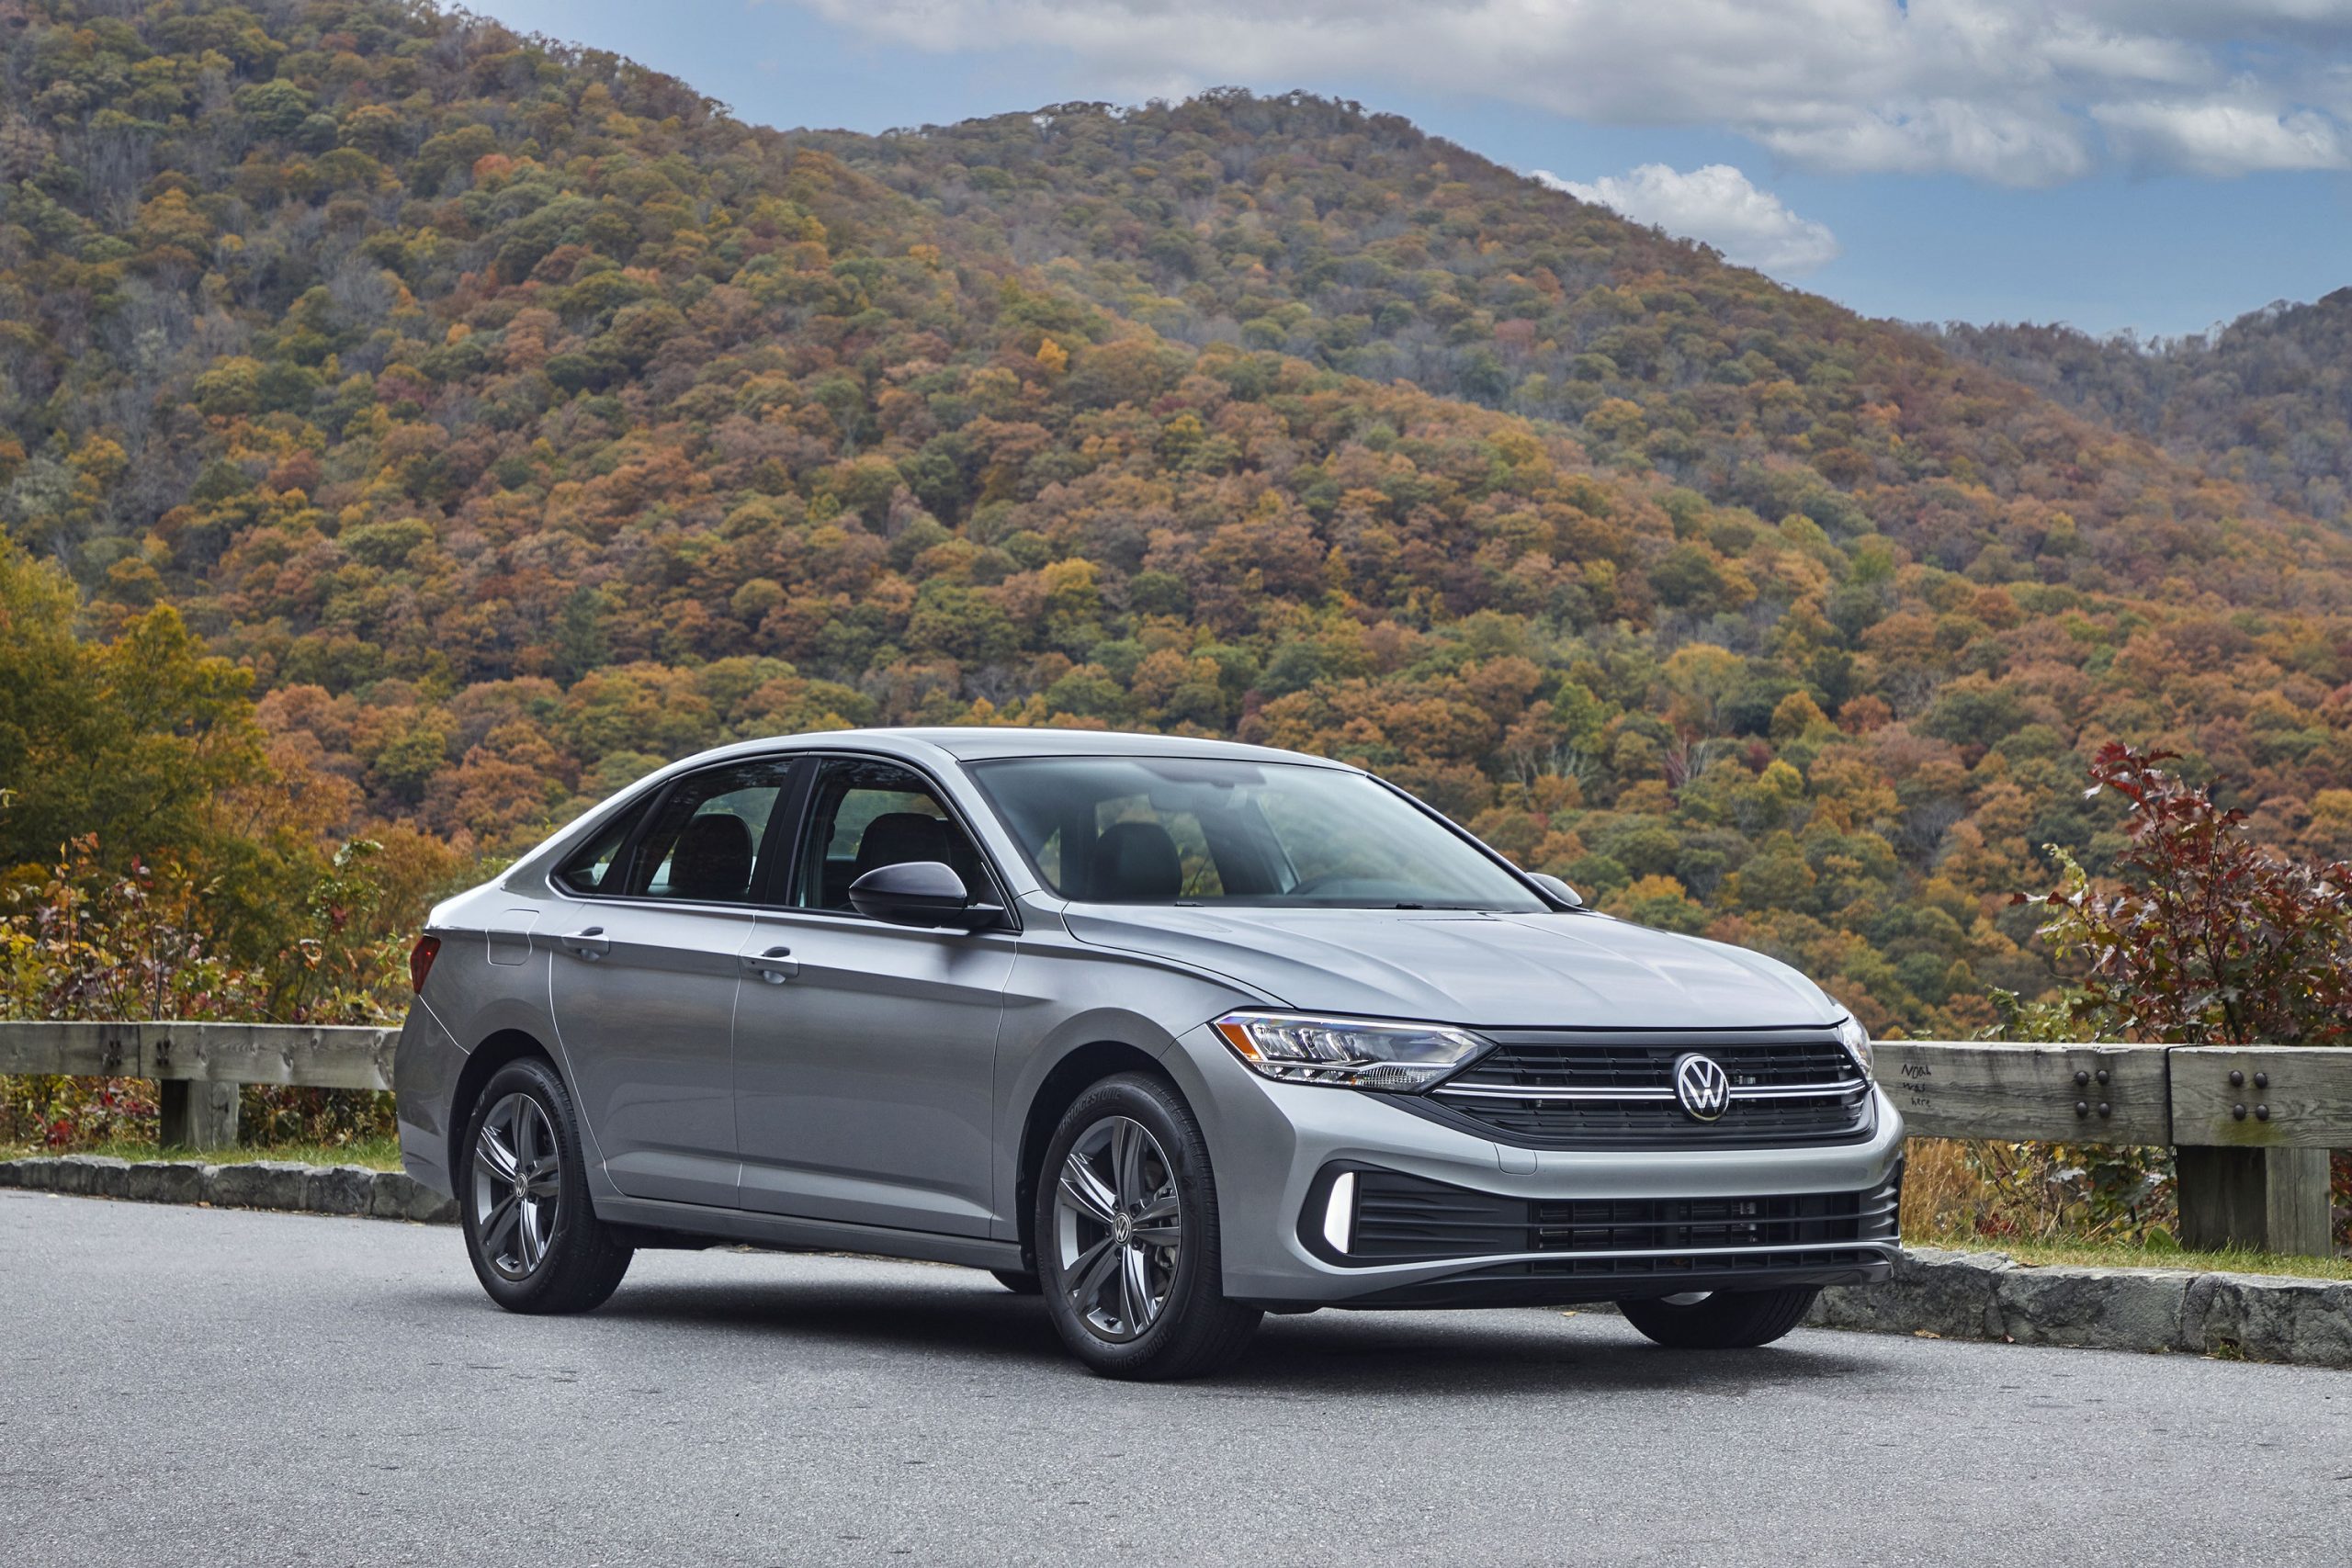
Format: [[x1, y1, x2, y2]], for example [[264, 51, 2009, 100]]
[[1903, 1228, 2352, 1284], [0, 1132, 402, 1170]]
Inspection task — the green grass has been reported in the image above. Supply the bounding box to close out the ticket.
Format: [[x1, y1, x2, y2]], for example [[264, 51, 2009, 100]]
[[0, 1134, 405, 1171], [1911, 1232, 2352, 1280]]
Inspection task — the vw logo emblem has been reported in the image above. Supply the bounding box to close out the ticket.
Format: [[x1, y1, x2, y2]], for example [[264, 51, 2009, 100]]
[[1673, 1053, 1732, 1122]]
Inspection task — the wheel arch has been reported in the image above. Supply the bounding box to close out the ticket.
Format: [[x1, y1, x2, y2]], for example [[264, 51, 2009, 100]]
[[1012, 1039, 1180, 1273], [446, 1027, 561, 1189]]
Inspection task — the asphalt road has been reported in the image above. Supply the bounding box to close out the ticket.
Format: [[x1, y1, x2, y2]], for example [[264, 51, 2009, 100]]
[[4, 1190, 2347, 1568]]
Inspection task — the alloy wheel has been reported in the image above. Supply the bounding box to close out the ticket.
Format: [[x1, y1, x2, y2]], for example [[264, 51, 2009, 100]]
[[473, 1091, 561, 1280], [1053, 1114, 1182, 1342]]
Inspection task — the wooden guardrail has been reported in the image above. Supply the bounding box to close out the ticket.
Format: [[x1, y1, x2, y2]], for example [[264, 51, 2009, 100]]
[[0, 1021, 396, 1149], [1878, 1042, 2349, 1257], [2, 1024, 2346, 1256]]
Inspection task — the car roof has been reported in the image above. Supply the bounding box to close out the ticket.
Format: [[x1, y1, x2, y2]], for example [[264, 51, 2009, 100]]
[[773, 726, 1357, 770]]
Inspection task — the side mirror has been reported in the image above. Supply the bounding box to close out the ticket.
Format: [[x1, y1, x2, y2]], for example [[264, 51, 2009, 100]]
[[847, 860, 1002, 930], [1528, 872, 1585, 908]]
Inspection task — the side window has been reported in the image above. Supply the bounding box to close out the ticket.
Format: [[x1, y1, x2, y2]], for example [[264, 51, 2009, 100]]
[[553, 802, 647, 895], [621, 758, 799, 905], [794, 758, 990, 912]]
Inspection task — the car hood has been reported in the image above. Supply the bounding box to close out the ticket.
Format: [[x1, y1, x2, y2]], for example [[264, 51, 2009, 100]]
[[1059, 907, 1838, 1031]]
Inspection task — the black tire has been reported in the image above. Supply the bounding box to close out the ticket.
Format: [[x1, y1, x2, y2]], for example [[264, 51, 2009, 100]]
[[989, 1269, 1044, 1295], [1035, 1073, 1261, 1380], [1620, 1286, 1818, 1349], [458, 1056, 633, 1314]]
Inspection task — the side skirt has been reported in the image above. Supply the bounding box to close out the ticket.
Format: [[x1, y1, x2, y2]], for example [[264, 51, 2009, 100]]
[[594, 1193, 1024, 1272]]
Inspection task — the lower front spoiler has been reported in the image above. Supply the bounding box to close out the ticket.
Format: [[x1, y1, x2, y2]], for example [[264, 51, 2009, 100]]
[[1262, 1246, 1898, 1312]]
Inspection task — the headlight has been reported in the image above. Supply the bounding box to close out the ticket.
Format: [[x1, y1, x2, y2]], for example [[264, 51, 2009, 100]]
[[1834, 1013, 1872, 1077], [1211, 1011, 1487, 1091]]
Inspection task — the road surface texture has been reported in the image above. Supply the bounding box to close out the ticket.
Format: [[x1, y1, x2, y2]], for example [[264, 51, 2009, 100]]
[[4, 1189, 2346, 1567]]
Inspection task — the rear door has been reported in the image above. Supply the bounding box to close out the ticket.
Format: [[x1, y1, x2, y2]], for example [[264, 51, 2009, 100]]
[[548, 755, 801, 1209], [732, 754, 1017, 1235]]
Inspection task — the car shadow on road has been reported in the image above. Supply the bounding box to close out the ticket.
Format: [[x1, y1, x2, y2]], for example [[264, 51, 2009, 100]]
[[574, 1264, 1886, 1396]]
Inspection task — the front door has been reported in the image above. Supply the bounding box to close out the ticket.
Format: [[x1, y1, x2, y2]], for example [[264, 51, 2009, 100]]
[[732, 756, 1016, 1235], [548, 755, 800, 1208]]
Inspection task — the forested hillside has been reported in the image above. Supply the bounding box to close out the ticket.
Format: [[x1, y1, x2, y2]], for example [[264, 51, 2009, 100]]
[[801, 96, 2346, 605], [1938, 293, 2352, 526], [5, 0, 2351, 1037]]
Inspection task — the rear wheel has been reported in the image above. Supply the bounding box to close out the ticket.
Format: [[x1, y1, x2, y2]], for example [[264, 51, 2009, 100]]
[[1035, 1074, 1260, 1380], [1620, 1286, 1817, 1348], [460, 1056, 633, 1314]]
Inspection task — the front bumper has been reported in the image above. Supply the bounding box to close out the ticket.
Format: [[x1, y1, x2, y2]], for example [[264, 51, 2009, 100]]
[[1164, 1024, 1907, 1310]]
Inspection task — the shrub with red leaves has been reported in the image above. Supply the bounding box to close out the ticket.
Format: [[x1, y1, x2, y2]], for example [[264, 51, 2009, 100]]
[[2017, 743, 2352, 1048]]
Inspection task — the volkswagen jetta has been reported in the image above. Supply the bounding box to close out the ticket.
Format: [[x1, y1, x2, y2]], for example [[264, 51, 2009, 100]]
[[396, 728, 1902, 1379]]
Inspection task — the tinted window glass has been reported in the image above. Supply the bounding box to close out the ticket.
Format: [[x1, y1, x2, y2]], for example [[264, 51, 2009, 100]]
[[622, 758, 798, 904], [554, 803, 645, 895], [968, 756, 1546, 911], [794, 758, 990, 911]]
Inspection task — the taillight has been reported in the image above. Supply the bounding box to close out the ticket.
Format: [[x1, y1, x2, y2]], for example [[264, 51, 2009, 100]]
[[409, 934, 443, 995]]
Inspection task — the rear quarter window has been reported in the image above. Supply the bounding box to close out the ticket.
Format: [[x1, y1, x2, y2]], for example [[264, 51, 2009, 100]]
[[553, 804, 644, 894]]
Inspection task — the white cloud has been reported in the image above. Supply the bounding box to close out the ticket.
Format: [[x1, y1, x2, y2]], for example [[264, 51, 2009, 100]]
[[2094, 98, 2351, 174], [1536, 164, 1841, 275], [779, 0, 2352, 184]]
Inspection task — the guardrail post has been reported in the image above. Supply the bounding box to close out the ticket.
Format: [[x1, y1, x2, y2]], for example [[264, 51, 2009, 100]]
[[2166, 1047, 2347, 1258], [2176, 1147, 2334, 1256], [157, 1081, 238, 1150]]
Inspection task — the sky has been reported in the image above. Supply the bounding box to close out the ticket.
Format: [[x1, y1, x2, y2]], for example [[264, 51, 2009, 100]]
[[472, 0, 2352, 340]]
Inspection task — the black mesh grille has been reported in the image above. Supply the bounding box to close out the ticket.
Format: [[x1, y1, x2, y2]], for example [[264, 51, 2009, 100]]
[[1342, 1168, 1903, 1270], [1418, 1029, 1871, 1148], [1532, 1190, 1883, 1253]]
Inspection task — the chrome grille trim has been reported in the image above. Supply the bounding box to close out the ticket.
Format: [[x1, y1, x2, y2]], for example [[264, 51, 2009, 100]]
[[1431, 1077, 1865, 1102]]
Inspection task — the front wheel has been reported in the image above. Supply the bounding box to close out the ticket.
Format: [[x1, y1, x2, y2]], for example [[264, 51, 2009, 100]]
[[460, 1056, 633, 1314], [1619, 1286, 1818, 1348], [1035, 1074, 1260, 1380]]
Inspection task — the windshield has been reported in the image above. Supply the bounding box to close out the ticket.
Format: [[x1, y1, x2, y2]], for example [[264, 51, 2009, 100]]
[[967, 756, 1548, 911]]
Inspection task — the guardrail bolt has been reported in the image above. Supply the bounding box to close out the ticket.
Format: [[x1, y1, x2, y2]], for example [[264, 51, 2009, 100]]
[[2075, 1100, 2090, 1118], [2229, 1069, 2245, 1088], [2253, 1072, 2268, 1089], [2075, 1070, 2090, 1087], [2255, 1104, 2271, 1122], [2233, 1102, 2249, 1121], [2097, 1102, 2111, 1118], [2094, 1068, 2109, 1086]]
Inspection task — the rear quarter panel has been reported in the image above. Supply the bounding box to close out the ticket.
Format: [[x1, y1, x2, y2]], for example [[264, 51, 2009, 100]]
[[395, 886, 581, 1198]]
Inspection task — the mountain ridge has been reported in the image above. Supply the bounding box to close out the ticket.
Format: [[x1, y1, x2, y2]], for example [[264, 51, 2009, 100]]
[[1933, 288, 2352, 525]]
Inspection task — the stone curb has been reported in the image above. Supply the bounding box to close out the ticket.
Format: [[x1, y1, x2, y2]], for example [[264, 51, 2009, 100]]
[[1807, 1246, 2352, 1368], [0, 1154, 456, 1224]]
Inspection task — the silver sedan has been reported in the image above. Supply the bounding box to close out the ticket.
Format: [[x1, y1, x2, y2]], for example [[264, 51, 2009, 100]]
[[395, 728, 1901, 1379]]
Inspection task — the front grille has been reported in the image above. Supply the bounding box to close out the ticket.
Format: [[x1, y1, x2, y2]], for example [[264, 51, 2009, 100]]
[[1340, 1168, 1903, 1273], [1417, 1028, 1871, 1148]]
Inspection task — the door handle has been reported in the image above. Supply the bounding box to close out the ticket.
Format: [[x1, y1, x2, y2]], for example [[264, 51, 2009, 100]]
[[560, 926, 609, 961], [742, 945, 797, 983]]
